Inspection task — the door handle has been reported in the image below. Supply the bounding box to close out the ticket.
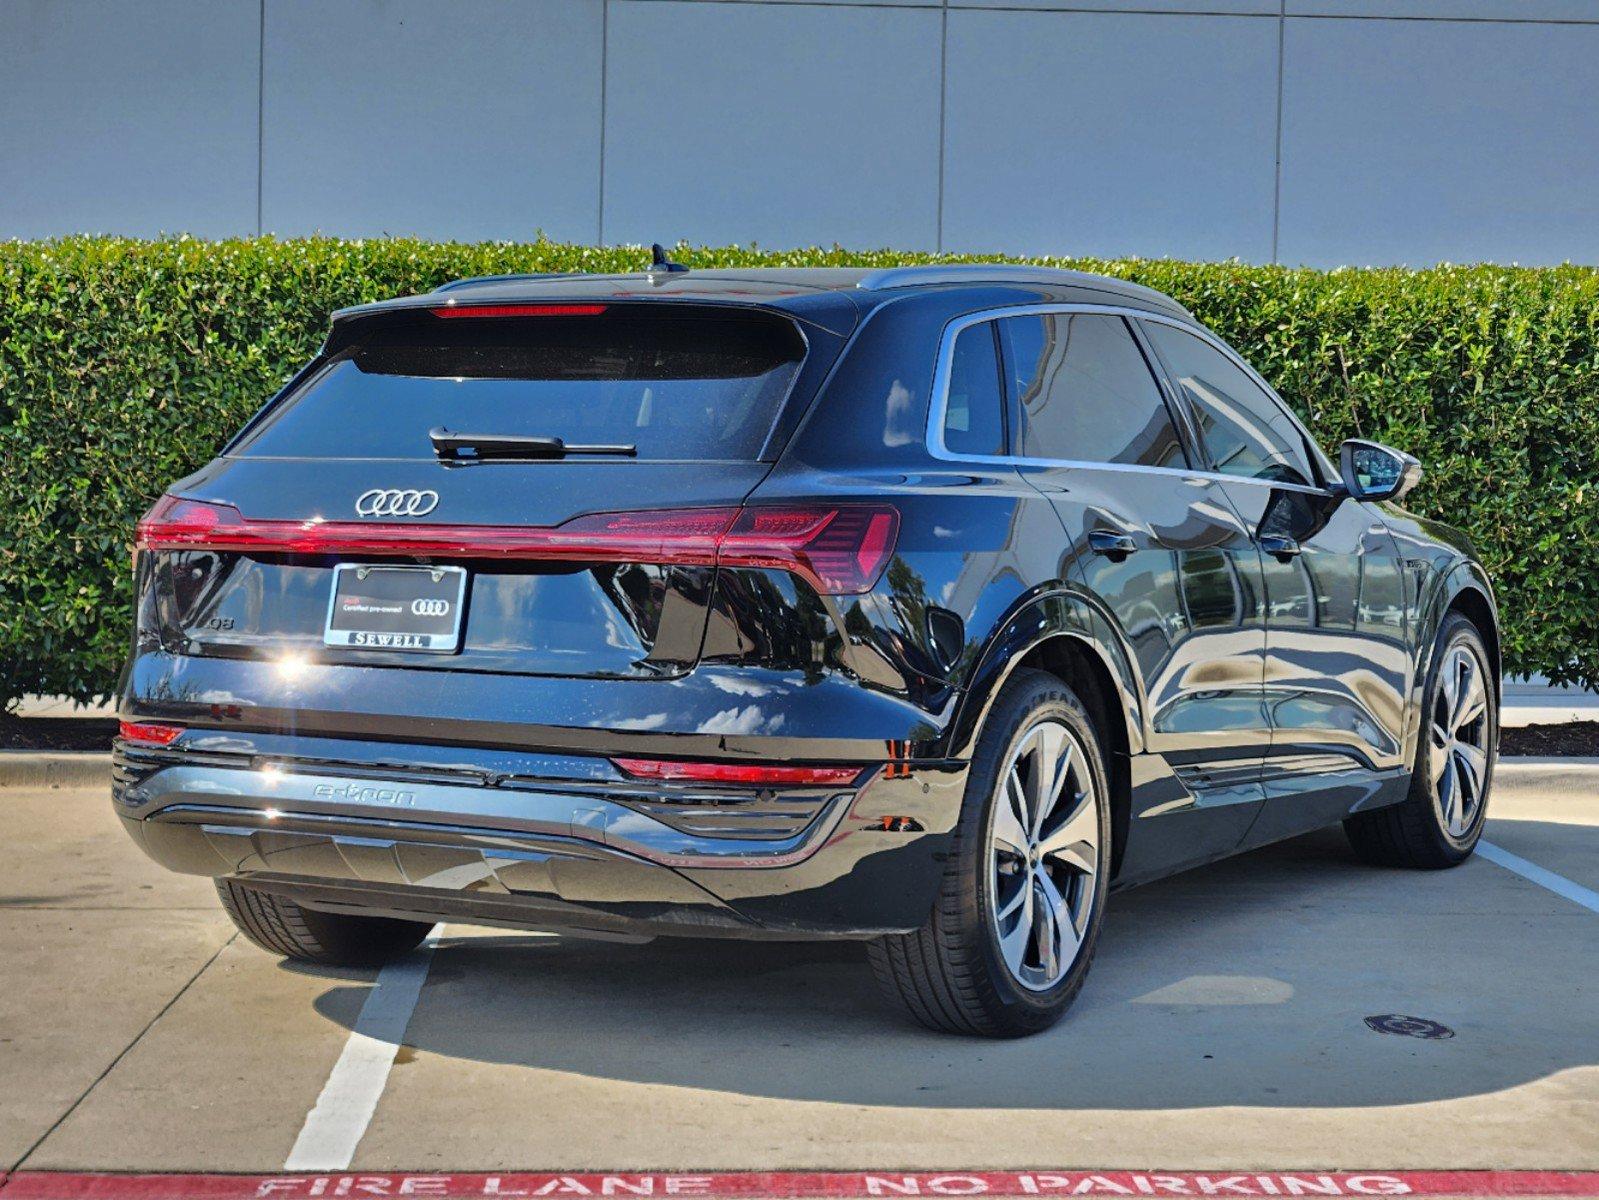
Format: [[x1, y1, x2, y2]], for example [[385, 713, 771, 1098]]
[[1259, 535, 1301, 563], [1087, 529, 1137, 561]]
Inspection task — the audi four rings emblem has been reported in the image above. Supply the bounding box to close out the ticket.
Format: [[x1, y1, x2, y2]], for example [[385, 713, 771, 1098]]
[[355, 488, 439, 518], [411, 598, 451, 617]]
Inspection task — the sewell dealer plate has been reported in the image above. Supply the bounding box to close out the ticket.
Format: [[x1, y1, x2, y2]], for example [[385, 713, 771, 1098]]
[[323, 563, 467, 652]]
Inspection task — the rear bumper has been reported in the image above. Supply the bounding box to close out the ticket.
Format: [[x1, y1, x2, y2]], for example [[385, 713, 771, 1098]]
[[114, 742, 967, 938], [120, 650, 957, 761]]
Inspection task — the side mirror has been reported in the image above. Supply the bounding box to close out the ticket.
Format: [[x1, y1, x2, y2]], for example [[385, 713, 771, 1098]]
[[1339, 439, 1421, 503]]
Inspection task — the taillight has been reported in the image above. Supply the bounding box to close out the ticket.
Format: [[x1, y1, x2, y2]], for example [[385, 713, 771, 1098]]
[[118, 720, 183, 746], [613, 758, 864, 787], [135, 497, 899, 595], [550, 508, 734, 566], [720, 506, 900, 594], [136, 496, 246, 550]]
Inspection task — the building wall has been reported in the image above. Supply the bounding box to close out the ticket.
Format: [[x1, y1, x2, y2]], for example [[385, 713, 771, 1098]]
[[3, 0, 1597, 267]]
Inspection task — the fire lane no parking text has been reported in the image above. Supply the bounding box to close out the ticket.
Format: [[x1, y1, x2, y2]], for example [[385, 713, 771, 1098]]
[[6, 1174, 1599, 1200]]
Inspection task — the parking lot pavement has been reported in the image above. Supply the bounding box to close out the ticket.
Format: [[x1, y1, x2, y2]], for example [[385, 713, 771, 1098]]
[[3, 768, 1596, 1176]]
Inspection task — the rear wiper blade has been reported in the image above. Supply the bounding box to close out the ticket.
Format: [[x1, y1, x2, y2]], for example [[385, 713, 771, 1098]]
[[430, 427, 638, 461]]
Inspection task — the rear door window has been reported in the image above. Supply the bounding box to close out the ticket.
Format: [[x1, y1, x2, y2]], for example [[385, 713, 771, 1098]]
[[941, 322, 1008, 456], [232, 306, 806, 462], [998, 312, 1187, 468]]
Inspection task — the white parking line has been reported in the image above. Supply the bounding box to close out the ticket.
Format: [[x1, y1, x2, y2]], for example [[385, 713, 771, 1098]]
[[284, 929, 440, 1171], [1478, 840, 1599, 915]]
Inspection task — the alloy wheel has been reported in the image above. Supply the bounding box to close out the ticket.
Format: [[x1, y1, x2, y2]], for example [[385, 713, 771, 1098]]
[[1430, 641, 1492, 837], [987, 718, 1100, 992]]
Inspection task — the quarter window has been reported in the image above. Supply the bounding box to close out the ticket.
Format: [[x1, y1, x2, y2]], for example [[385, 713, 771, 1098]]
[[1142, 323, 1315, 487], [997, 313, 1186, 468], [942, 322, 1007, 456]]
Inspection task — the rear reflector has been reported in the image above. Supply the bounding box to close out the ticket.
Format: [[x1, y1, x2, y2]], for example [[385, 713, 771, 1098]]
[[613, 758, 864, 787], [428, 303, 608, 319], [136, 498, 899, 595], [118, 720, 183, 746]]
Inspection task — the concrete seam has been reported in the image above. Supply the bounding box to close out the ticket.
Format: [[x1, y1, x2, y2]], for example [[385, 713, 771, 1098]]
[[936, 0, 949, 253], [1271, 0, 1285, 262], [256, 0, 266, 236], [7, 933, 238, 1173], [598, 0, 610, 245]]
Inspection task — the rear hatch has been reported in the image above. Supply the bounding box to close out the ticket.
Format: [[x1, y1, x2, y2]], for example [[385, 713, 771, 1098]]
[[136, 301, 832, 679]]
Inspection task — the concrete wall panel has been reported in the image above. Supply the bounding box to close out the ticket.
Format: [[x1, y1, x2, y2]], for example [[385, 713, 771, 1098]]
[[601, 0, 942, 249], [0, 0, 258, 239], [4, 0, 1598, 268], [1286, 2, 1599, 19], [956, 1, 1277, 14], [261, 0, 602, 242], [942, 9, 1279, 261], [1278, 16, 1599, 266]]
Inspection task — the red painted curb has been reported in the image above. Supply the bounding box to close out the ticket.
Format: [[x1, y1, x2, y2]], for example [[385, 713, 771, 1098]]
[[2, 1174, 1598, 1200]]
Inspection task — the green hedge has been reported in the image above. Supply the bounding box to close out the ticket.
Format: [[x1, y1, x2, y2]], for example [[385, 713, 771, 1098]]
[[3, 237, 1597, 705]]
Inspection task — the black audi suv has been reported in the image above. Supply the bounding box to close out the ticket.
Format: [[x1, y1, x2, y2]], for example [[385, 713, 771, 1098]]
[[115, 262, 1500, 1036]]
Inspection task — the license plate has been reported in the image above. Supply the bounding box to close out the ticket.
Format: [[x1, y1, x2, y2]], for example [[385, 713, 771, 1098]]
[[324, 564, 468, 653]]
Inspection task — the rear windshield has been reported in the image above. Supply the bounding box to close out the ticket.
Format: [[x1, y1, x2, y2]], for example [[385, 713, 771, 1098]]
[[232, 306, 807, 461]]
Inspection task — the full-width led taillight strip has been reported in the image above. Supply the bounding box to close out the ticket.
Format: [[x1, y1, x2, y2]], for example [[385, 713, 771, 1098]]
[[135, 497, 899, 595]]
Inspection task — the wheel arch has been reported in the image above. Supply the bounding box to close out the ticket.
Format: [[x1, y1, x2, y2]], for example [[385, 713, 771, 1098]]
[[1404, 560, 1501, 760], [946, 591, 1144, 879], [1444, 577, 1501, 689], [1428, 561, 1501, 694]]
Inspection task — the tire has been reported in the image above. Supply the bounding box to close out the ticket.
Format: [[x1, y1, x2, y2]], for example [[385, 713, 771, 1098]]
[[216, 879, 432, 966], [1344, 612, 1498, 869], [868, 669, 1112, 1037]]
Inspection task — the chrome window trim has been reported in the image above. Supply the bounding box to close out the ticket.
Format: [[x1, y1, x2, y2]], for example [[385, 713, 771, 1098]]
[[924, 302, 1333, 497]]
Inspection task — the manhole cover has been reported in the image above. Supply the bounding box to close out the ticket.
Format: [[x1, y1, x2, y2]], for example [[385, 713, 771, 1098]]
[[1364, 1013, 1455, 1039]]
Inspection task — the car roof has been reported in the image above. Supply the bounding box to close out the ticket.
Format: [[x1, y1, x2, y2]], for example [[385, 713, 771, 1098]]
[[326, 263, 1193, 344]]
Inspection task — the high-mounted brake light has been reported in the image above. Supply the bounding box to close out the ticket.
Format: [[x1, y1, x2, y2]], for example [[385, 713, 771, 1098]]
[[428, 304, 608, 319], [612, 758, 863, 787], [118, 720, 183, 746], [135, 498, 899, 595]]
